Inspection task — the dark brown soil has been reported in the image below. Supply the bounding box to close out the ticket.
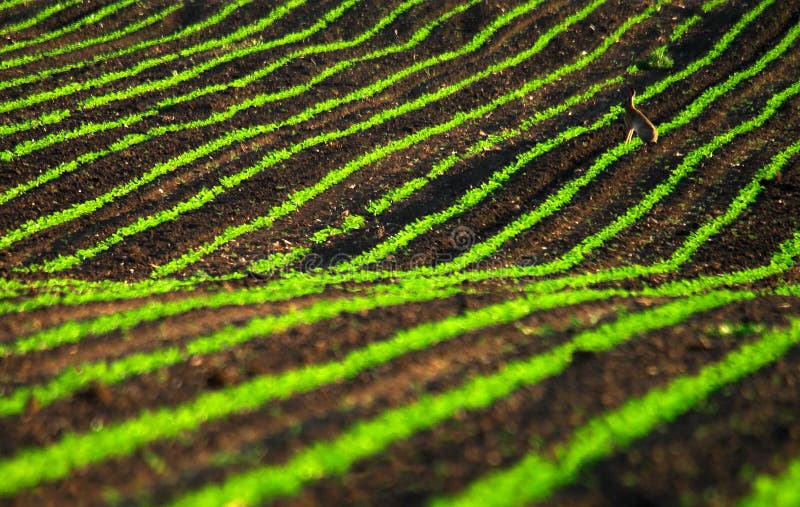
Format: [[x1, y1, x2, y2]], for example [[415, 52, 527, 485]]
[[3, 0, 800, 505]]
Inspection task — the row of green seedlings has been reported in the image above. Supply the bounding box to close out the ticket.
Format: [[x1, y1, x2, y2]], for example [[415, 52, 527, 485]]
[[0, 275, 217, 315], [0, 0, 308, 116], [0, 0, 141, 57], [153, 0, 752, 279], [331, 0, 789, 275], [0, 0, 546, 234], [201, 0, 760, 280], [0, 283, 785, 501], [0, 0, 39, 13], [0, 0, 756, 298], [3, 224, 799, 455], [433, 316, 800, 507], [0, 0, 479, 199], [424, 40, 800, 279], [0, 5, 781, 320], [0, 0, 255, 95], [9, 0, 615, 272], [5, 159, 798, 428], [0, 0, 82, 36], [144, 0, 661, 278], [170, 290, 779, 507], [13, 0, 357, 125], [4, 132, 798, 370], [0, 2, 182, 70]]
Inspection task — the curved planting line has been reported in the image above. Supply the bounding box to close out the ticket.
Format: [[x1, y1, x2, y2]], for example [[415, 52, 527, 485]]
[[339, 0, 779, 273], [74, 0, 363, 110], [0, 0, 308, 116], [0, 286, 716, 497], [165, 290, 747, 506], [18, 0, 599, 273], [0, 0, 140, 57], [0, 277, 331, 356], [0, 2, 183, 72], [0, 0, 29, 13], [0, 0, 480, 205], [435, 318, 800, 507], [248, 75, 622, 275], [9, 139, 800, 357], [0, 281, 462, 418], [521, 76, 800, 278], [0, 276, 220, 316], [521, 229, 800, 301], [3, 0, 550, 256], [0, 0, 467, 168], [150, 0, 654, 278], [740, 458, 800, 507], [0, 0, 82, 36], [0, 0, 255, 95], [0, 109, 71, 137]]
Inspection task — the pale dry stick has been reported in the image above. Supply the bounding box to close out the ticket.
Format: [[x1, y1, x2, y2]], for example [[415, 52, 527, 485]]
[[624, 87, 658, 143]]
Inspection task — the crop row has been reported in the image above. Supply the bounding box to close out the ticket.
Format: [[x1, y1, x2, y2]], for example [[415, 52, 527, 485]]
[[0, 0, 256, 95], [0, 0, 304, 116], [434, 316, 800, 507], [5, 130, 798, 367], [0, 0, 83, 36], [0, 2, 181, 71], [335, 0, 785, 275], [1, 0, 548, 256], [15, 0, 609, 273], [0, 284, 766, 498], [0, 0, 479, 204]]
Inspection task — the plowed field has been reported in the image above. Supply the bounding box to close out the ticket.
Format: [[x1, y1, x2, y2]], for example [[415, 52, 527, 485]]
[[2, 0, 800, 505]]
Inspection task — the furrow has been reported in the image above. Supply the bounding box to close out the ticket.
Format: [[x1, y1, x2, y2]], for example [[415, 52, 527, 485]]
[[147, 0, 645, 278], [434, 318, 800, 507], [336, 0, 784, 274], [5, 0, 584, 270], [0, 0, 308, 115], [0, 0, 474, 201]]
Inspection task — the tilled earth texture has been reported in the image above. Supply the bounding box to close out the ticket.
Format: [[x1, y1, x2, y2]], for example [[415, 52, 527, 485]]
[[2, 0, 800, 505]]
